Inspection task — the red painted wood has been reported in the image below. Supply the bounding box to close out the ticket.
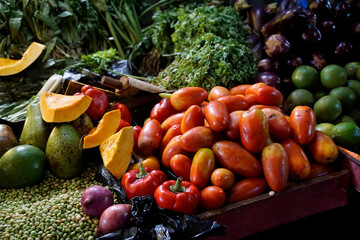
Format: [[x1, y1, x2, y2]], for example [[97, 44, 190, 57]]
[[197, 170, 350, 240]]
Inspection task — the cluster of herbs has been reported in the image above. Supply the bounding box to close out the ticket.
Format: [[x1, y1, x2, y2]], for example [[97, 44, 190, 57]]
[[141, 3, 258, 91]]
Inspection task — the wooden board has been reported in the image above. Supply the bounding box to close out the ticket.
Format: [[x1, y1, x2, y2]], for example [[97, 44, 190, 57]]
[[338, 147, 360, 192], [197, 169, 350, 240]]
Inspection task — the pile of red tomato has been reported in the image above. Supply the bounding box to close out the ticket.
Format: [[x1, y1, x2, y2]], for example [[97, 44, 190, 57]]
[[120, 83, 339, 215]]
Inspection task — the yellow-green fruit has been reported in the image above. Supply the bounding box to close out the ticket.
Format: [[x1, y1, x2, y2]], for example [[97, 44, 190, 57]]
[[313, 95, 342, 122], [46, 123, 85, 179], [20, 102, 50, 151], [332, 122, 360, 148], [315, 123, 335, 137], [320, 64, 347, 89], [0, 145, 46, 188], [344, 62, 360, 79]]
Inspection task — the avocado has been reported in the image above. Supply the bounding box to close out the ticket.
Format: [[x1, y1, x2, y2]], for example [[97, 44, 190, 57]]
[[0, 124, 18, 157], [46, 123, 85, 179], [19, 102, 50, 151], [0, 145, 46, 188]]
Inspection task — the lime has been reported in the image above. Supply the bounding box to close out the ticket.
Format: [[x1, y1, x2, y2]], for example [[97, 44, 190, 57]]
[[313, 95, 342, 122], [320, 64, 347, 89], [333, 114, 356, 124], [315, 123, 335, 137], [329, 87, 356, 111], [345, 80, 360, 98], [348, 108, 360, 124], [286, 89, 316, 111], [313, 88, 328, 99], [357, 67, 360, 81], [344, 62, 360, 79], [291, 65, 319, 89], [332, 122, 360, 148]]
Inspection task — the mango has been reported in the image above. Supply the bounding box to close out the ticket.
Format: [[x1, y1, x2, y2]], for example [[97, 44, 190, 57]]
[[46, 123, 85, 179], [71, 113, 94, 137], [20, 102, 50, 151], [0, 145, 46, 188]]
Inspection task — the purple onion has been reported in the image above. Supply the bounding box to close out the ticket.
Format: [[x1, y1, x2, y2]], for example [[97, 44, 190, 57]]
[[81, 185, 114, 217]]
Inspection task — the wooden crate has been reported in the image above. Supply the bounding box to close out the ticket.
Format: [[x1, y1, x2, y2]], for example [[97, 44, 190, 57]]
[[197, 169, 350, 240]]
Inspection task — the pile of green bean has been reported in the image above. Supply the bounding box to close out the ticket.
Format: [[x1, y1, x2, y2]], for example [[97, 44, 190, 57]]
[[0, 163, 113, 240]]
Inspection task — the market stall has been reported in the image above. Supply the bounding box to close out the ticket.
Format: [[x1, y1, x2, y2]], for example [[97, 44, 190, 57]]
[[1, 0, 360, 239]]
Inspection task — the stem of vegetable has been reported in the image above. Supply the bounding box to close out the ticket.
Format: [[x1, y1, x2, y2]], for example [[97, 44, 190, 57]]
[[101, 68, 148, 81], [170, 177, 185, 194]]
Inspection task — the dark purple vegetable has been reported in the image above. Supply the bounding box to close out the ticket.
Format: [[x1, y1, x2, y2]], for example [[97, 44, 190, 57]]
[[264, 34, 291, 59], [335, 1, 353, 25], [333, 41, 354, 63], [310, 51, 328, 70], [97, 204, 132, 236], [309, 0, 333, 21], [81, 185, 114, 217], [253, 72, 281, 88], [285, 54, 303, 72], [319, 20, 337, 38], [299, 23, 322, 46], [257, 58, 279, 72], [249, 6, 266, 35], [253, 40, 264, 59], [275, 0, 297, 15], [261, 7, 310, 37]]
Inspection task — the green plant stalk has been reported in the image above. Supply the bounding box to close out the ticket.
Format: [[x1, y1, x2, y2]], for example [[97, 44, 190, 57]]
[[105, 11, 125, 59], [139, 0, 177, 20]]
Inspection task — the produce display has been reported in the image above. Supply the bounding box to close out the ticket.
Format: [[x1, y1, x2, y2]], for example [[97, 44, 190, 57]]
[[1, 0, 360, 239]]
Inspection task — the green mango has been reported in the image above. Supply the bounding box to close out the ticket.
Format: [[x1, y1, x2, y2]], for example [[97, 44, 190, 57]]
[[0, 145, 46, 189], [46, 123, 85, 179], [19, 102, 50, 151]]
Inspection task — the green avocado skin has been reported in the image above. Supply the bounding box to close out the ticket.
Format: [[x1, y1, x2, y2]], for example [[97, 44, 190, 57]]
[[19, 102, 50, 151], [0, 145, 46, 189], [46, 124, 85, 179]]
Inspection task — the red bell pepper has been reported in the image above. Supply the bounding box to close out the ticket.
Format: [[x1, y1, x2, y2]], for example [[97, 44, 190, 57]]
[[76, 85, 109, 121], [112, 102, 132, 124], [154, 177, 200, 215], [121, 163, 167, 200]]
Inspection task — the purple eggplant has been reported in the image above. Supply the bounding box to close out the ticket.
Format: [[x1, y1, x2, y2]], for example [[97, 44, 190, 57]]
[[257, 58, 279, 72], [309, 0, 334, 21], [299, 23, 322, 46], [253, 72, 281, 88], [310, 51, 328, 71], [264, 34, 291, 59], [275, 0, 298, 15], [319, 20, 337, 38], [261, 7, 311, 37], [285, 54, 303, 72], [335, 1, 354, 26], [249, 6, 266, 35], [333, 41, 354, 63]]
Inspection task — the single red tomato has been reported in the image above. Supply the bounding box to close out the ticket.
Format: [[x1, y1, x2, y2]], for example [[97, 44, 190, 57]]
[[199, 186, 226, 211]]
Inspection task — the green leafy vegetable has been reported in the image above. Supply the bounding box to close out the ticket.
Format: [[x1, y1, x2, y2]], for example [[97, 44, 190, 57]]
[[149, 5, 258, 91]]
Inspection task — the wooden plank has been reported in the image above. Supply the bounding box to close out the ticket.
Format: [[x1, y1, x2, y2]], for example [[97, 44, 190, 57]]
[[338, 147, 360, 192], [197, 170, 350, 240]]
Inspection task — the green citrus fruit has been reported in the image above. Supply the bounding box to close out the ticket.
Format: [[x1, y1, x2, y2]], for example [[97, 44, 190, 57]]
[[332, 122, 360, 148], [313, 95, 342, 122], [329, 87, 356, 111], [344, 62, 360, 79], [348, 108, 360, 124], [345, 80, 360, 98], [291, 65, 319, 89], [333, 115, 356, 124], [315, 123, 335, 137], [286, 89, 316, 111], [320, 64, 347, 89], [357, 67, 360, 81]]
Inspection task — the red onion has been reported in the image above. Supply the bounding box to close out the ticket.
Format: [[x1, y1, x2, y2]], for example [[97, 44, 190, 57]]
[[97, 204, 132, 236], [81, 185, 114, 217]]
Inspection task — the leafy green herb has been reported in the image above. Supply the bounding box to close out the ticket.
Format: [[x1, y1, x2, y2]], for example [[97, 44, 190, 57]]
[[59, 48, 121, 74], [150, 5, 258, 91]]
